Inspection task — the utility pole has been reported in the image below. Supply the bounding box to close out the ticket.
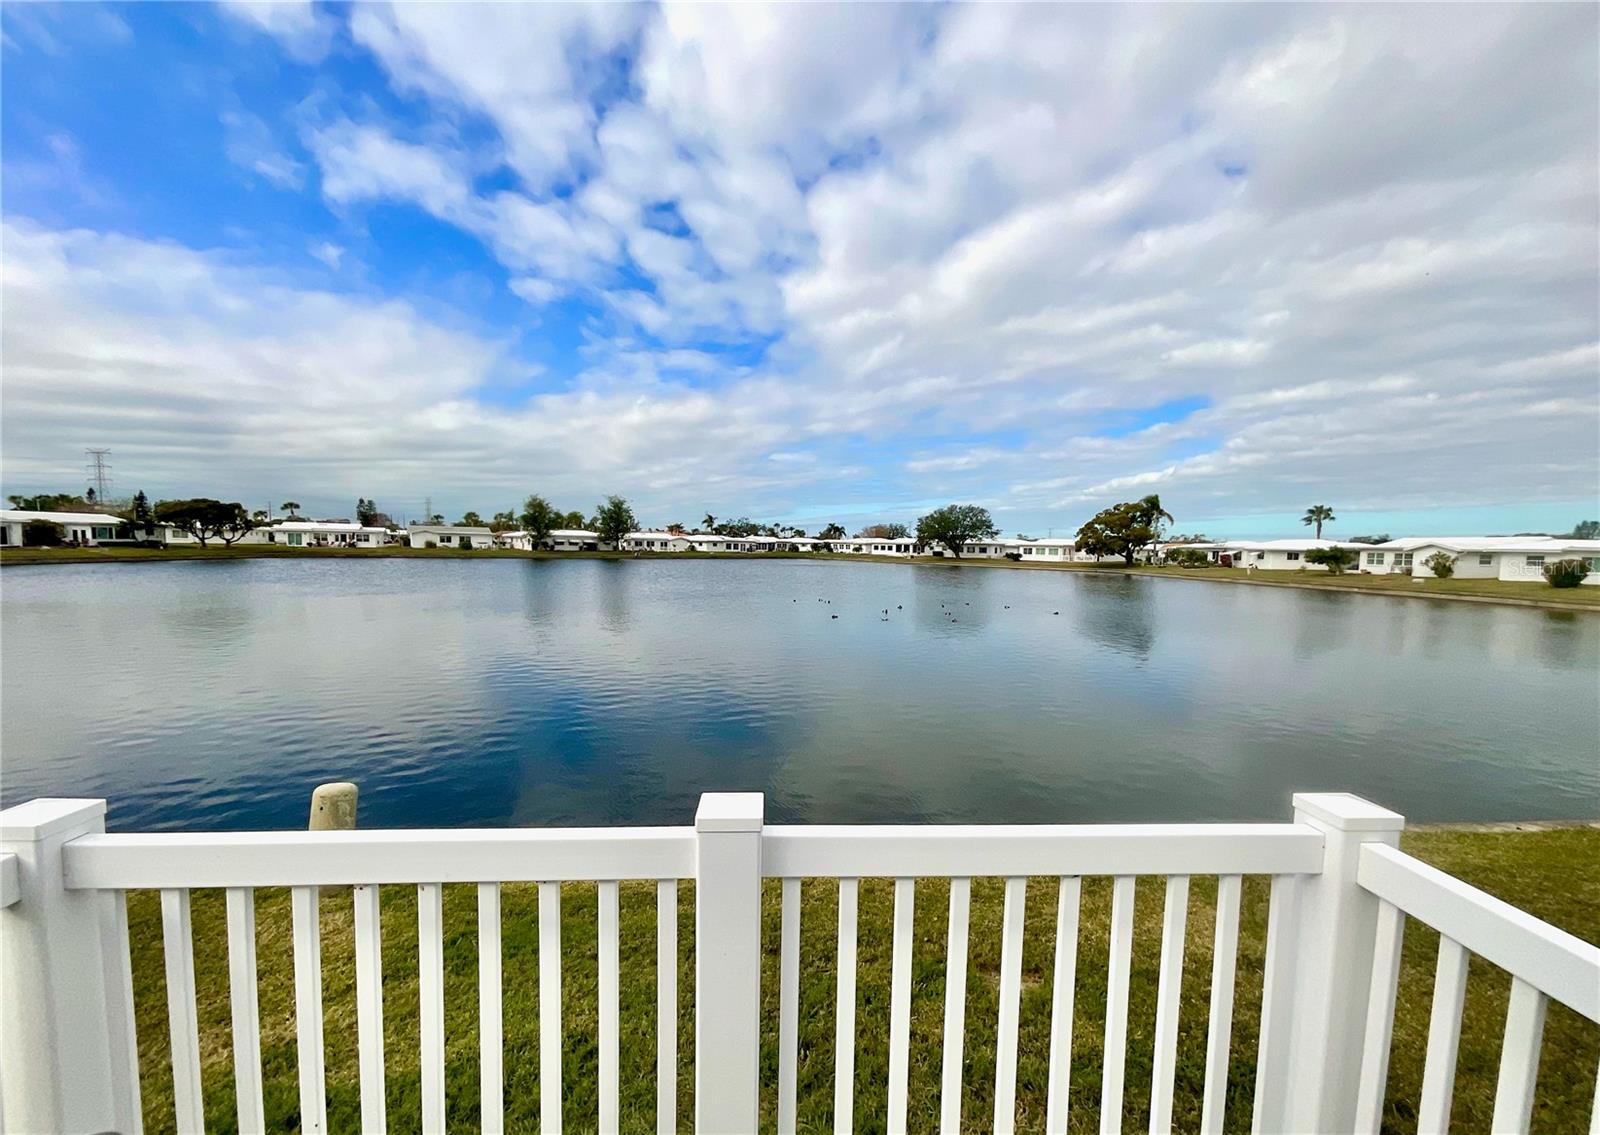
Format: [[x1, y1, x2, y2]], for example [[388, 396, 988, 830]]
[[424, 496, 432, 524], [84, 449, 112, 503]]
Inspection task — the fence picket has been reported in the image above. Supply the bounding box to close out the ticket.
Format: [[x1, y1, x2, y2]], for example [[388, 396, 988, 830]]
[[599, 880, 620, 1134], [835, 877, 860, 1135], [539, 881, 563, 1135], [994, 876, 1028, 1133], [1490, 976, 1547, 1135], [888, 877, 915, 1135], [1251, 874, 1298, 1133], [1149, 875, 1190, 1134], [225, 887, 265, 1135], [418, 882, 446, 1132], [161, 888, 204, 1134], [1101, 875, 1136, 1135], [478, 882, 503, 1135], [940, 877, 972, 1135], [1418, 935, 1469, 1133], [1353, 900, 1406, 1135], [352, 884, 386, 1133], [777, 877, 801, 1134], [1199, 875, 1242, 1135], [290, 885, 326, 1134], [658, 879, 679, 1135], [1045, 876, 1081, 1135]]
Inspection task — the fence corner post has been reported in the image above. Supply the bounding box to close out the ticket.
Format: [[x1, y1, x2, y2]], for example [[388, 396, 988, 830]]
[[693, 791, 764, 1134], [1284, 792, 1405, 1132], [1, 798, 141, 1135]]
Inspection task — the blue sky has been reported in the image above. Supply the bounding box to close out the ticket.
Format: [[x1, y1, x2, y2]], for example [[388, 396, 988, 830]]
[[2, 2, 1596, 537]]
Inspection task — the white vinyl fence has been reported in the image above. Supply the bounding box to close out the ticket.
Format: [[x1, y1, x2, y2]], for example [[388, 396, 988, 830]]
[[1, 791, 1596, 1134]]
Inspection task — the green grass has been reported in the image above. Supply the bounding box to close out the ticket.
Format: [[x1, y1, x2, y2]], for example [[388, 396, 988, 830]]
[[126, 829, 1599, 1132]]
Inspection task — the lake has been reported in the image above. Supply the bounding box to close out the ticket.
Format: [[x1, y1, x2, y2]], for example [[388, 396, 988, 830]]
[[1, 558, 1596, 831]]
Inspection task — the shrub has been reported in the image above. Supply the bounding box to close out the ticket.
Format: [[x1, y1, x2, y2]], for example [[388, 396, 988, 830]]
[[1167, 548, 1211, 568], [21, 519, 64, 547], [1303, 547, 1357, 574], [1004, 552, 1022, 561], [1424, 551, 1457, 578], [1543, 559, 1590, 589]]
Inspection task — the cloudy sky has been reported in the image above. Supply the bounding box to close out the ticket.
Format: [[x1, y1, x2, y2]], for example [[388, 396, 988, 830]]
[[3, 2, 1596, 536]]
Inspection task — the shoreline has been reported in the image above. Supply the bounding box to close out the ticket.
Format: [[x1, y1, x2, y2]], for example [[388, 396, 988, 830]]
[[3, 543, 1596, 612]]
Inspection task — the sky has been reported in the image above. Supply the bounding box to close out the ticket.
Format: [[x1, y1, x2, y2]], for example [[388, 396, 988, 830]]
[[2, 2, 1597, 538]]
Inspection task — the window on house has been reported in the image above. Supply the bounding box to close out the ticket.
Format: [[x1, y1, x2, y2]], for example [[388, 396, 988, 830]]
[[288, 533, 303, 546], [1479, 554, 1493, 565], [1587, 557, 1600, 572], [1286, 551, 1301, 561], [1366, 552, 1384, 565], [1396, 553, 1413, 568], [93, 526, 112, 539], [439, 534, 453, 545], [1526, 555, 1544, 568]]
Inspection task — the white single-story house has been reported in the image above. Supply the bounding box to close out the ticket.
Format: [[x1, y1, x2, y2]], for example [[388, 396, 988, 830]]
[[248, 521, 396, 548], [826, 538, 919, 556], [620, 531, 693, 552], [406, 524, 494, 550], [1230, 539, 1369, 571], [545, 529, 601, 551], [1159, 541, 1248, 565], [1362, 537, 1600, 584], [1014, 538, 1076, 561], [0, 509, 135, 547]]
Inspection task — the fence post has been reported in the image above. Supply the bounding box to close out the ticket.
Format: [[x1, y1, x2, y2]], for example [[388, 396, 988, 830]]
[[1, 799, 142, 1134], [1283, 792, 1404, 1131], [694, 792, 764, 1134]]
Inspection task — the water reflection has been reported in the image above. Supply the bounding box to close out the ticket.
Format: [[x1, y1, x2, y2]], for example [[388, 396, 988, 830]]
[[2, 558, 1596, 830]]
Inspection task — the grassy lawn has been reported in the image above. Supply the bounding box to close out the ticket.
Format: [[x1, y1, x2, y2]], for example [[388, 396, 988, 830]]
[[126, 829, 1599, 1132]]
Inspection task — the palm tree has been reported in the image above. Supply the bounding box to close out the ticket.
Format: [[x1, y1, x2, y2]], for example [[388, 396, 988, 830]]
[[1302, 504, 1336, 539], [702, 513, 716, 532], [280, 501, 301, 518]]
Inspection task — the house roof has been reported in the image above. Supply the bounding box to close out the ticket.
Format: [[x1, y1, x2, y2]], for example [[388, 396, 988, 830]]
[[548, 529, 598, 539], [0, 509, 127, 525], [407, 524, 492, 535], [273, 521, 389, 533], [1368, 536, 1600, 554]]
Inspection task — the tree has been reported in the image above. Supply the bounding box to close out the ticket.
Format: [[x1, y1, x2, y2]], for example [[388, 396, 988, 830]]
[[857, 522, 910, 539], [561, 510, 587, 529], [85, 487, 98, 504], [8, 491, 95, 511], [916, 504, 999, 559], [816, 522, 846, 542], [21, 519, 64, 546], [459, 511, 484, 527], [1302, 504, 1336, 539], [127, 490, 157, 540], [593, 495, 637, 548], [356, 498, 378, 526], [490, 510, 516, 532], [1570, 519, 1600, 540], [1075, 494, 1172, 566], [427, 513, 445, 525], [1304, 547, 1357, 574], [280, 501, 302, 518], [666, 521, 685, 534], [155, 499, 254, 546], [702, 513, 716, 532], [519, 495, 561, 549]]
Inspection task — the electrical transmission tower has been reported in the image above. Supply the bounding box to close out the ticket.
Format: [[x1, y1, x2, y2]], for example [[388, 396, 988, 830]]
[[85, 449, 112, 502]]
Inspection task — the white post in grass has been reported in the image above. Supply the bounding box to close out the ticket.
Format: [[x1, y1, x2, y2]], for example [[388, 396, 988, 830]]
[[0, 799, 142, 1134], [694, 792, 764, 1134], [1283, 792, 1405, 1132]]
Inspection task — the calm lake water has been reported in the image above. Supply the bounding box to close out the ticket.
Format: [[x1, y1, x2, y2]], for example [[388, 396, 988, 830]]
[[2, 558, 1596, 831]]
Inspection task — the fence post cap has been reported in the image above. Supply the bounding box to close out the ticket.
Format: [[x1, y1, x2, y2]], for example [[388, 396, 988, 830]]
[[695, 792, 764, 833], [0, 798, 107, 841], [1292, 792, 1404, 832]]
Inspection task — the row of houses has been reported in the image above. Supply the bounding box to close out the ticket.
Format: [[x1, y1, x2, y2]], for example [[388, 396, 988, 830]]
[[5, 509, 1595, 585], [1168, 536, 1600, 584]]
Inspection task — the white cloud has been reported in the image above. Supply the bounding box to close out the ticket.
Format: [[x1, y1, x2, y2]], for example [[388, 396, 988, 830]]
[[218, 0, 336, 63]]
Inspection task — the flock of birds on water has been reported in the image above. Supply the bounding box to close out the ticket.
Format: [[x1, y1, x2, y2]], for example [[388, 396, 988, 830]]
[[795, 597, 1060, 623]]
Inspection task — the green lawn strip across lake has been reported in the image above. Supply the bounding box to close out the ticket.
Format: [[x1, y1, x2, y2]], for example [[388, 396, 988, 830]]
[[127, 828, 1599, 1132], [4, 543, 1597, 609]]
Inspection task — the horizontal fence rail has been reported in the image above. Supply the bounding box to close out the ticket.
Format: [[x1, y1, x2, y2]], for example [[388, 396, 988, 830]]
[[5, 792, 1598, 1135]]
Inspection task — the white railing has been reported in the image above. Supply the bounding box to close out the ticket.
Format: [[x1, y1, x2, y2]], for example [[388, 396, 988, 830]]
[[1, 792, 1596, 1134]]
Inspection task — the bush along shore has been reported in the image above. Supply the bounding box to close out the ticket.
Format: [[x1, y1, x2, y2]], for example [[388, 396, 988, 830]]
[[2, 542, 1596, 610], [125, 828, 1599, 1133]]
